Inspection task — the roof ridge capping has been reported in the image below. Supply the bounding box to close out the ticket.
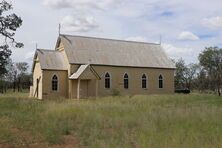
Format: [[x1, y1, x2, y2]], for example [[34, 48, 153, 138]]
[[37, 49, 59, 52], [59, 34, 161, 45]]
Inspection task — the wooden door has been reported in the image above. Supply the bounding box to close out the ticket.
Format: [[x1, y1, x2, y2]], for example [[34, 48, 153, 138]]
[[80, 80, 88, 98]]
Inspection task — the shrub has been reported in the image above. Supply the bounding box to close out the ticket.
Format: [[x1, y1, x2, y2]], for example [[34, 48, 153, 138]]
[[175, 89, 191, 94]]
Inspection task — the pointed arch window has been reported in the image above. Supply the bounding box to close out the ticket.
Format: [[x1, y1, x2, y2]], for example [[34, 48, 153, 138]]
[[159, 75, 163, 89], [52, 75, 58, 91], [105, 72, 111, 89], [142, 74, 147, 89], [124, 73, 129, 89]]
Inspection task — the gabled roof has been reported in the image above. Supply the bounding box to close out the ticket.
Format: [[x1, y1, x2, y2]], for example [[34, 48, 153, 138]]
[[69, 64, 100, 80], [57, 34, 176, 69], [33, 49, 67, 71]]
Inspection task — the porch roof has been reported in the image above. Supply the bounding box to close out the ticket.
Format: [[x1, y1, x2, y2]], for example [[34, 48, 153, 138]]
[[69, 64, 100, 80]]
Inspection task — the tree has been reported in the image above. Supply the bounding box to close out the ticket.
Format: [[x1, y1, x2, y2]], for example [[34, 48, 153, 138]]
[[195, 68, 209, 91], [1, 58, 14, 93], [16, 62, 28, 92], [199, 47, 222, 96], [184, 63, 199, 89], [1, 61, 30, 93], [6, 59, 17, 92], [174, 58, 199, 90], [174, 58, 187, 89], [0, 0, 23, 78], [20, 73, 32, 90]]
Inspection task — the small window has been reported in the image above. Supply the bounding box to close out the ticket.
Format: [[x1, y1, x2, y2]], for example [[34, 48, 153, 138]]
[[124, 73, 129, 89], [105, 72, 111, 89], [52, 75, 58, 91], [159, 75, 163, 88], [142, 74, 147, 89]]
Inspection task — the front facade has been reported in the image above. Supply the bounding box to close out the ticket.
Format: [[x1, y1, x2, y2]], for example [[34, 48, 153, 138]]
[[31, 34, 175, 99]]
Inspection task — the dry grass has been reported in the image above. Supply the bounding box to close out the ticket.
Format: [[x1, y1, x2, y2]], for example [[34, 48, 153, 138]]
[[0, 92, 222, 147]]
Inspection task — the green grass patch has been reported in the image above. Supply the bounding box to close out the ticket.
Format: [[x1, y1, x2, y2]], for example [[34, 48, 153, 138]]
[[0, 92, 222, 147]]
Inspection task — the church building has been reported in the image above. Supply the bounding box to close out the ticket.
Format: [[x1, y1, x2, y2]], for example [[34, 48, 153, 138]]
[[30, 34, 175, 99]]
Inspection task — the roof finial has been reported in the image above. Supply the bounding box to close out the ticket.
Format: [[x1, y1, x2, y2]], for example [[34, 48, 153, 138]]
[[36, 43, 38, 50], [159, 35, 162, 45], [59, 24, 61, 35], [88, 59, 92, 65]]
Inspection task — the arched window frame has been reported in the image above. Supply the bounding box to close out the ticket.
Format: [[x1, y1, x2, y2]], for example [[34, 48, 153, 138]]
[[104, 72, 111, 89], [52, 75, 59, 91], [158, 74, 163, 89], [123, 73, 129, 89], [142, 74, 147, 89]]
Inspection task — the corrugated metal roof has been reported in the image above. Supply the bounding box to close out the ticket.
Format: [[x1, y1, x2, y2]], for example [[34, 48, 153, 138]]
[[69, 64, 89, 79], [69, 64, 100, 79], [36, 49, 67, 70], [59, 34, 176, 69]]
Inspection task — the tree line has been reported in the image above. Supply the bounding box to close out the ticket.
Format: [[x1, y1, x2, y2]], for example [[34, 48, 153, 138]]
[[174, 47, 222, 96], [0, 60, 31, 93]]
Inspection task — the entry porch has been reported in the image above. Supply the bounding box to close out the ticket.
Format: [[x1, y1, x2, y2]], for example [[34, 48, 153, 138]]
[[69, 65, 101, 99]]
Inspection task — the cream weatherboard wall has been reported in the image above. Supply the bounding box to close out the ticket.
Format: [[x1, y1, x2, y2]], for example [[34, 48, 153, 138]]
[[33, 57, 43, 99], [33, 65, 174, 99], [93, 65, 174, 96], [32, 62, 69, 99], [68, 64, 174, 98], [42, 70, 68, 99]]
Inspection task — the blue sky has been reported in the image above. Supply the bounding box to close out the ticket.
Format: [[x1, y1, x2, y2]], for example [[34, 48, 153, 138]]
[[11, 0, 222, 67]]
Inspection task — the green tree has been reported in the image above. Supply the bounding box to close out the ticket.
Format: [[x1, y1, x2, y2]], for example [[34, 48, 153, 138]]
[[184, 63, 199, 90], [16, 62, 28, 92], [174, 58, 187, 89], [195, 68, 209, 91], [199, 47, 222, 96], [175, 58, 199, 90], [0, 58, 13, 93], [0, 0, 23, 77]]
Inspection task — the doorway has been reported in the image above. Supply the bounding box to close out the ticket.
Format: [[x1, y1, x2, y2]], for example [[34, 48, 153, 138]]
[[80, 80, 88, 98]]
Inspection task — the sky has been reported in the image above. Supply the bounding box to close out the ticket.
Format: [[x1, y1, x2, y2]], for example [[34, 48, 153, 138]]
[[9, 0, 222, 69]]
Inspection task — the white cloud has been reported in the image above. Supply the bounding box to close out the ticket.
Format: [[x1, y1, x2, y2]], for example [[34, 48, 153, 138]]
[[43, 0, 70, 9], [162, 43, 193, 60], [114, 1, 147, 18], [125, 36, 147, 42], [202, 16, 222, 29], [61, 15, 99, 32], [43, 0, 121, 10], [178, 31, 199, 41]]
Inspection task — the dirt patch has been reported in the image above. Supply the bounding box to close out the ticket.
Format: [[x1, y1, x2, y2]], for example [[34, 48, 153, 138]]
[[7, 128, 47, 148], [1, 127, 81, 148], [52, 135, 81, 148], [0, 144, 14, 148]]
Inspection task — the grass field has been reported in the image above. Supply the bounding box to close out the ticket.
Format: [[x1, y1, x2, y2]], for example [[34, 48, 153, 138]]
[[0, 92, 222, 148]]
